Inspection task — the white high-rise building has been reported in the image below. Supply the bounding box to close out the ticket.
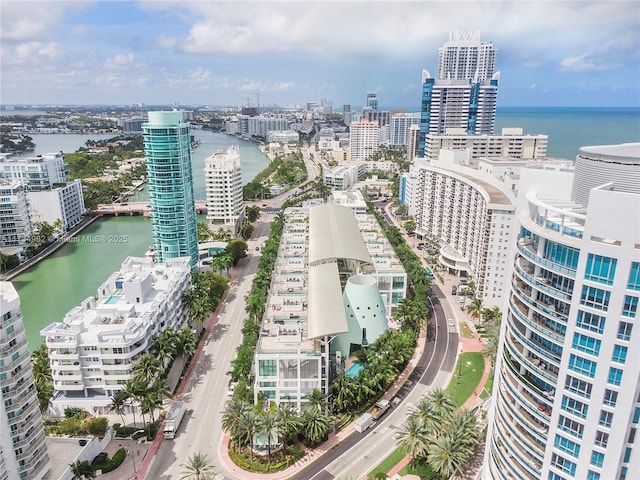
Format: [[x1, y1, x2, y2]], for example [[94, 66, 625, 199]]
[[484, 143, 640, 480], [438, 30, 497, 82], [204, 146, 245, 237], [349, 120, 380, 161], [0, 152, 66, 191], [0, 180, 32, 249], [28, 179, 85, 231], [41, 257, 191, 414], [0, 282, 50, 480], [388, 113, 420, 147]]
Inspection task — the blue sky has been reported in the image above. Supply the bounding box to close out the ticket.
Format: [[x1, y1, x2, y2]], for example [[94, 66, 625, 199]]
[[1, 1, 639, 109]]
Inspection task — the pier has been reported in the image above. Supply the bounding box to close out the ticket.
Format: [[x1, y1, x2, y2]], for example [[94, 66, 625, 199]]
[[95, 201, 208, 216]]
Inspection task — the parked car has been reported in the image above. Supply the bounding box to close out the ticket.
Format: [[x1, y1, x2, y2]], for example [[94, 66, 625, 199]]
[[451, 285, 457, 295], [448, 318, 455, 326]]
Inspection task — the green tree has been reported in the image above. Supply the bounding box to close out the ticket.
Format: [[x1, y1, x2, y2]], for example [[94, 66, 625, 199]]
[[196, 222, 214, 243], [237, 410, 259, 460], [176, 326, 198, 359], [306, 388, 328, 413], [467, 297, 483, 320], [180, 452, 214, 480], [108, 391, 128, 427], [256, 410, 280, 461], [70, 460, 96, 480], [426, 433, 470, 478], [330, 372, 358, 413], [396, 415, 429, 468], [425, 387, 456, 424], [132, 353, 161, 386], [222, 398, 252, 451], [225, 238, 248, 264], [276, 403, 301, 448], [155, 328, 177, 369], [300, 407, 332, 444], [246, 205, 261, 222]]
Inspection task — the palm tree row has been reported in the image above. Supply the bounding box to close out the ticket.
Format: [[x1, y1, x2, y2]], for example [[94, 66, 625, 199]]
[[31, 344, 54, 411], [222, 394, 332, 466], [480, 306, 502, 365], [331, 330, 415, 414], [396, 388, 480, 478], [182, 271, 229, 331]]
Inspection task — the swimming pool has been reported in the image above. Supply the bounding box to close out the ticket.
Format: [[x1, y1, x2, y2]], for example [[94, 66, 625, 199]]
[[345, 362, 364, 378], [104, 296, 121, 305]]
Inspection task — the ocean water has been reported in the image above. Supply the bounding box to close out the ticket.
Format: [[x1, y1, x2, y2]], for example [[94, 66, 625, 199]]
[[495, 107, 640, 160]]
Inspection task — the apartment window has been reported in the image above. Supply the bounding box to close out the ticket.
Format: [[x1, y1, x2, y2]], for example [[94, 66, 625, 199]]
[[554, 434, 581, 457], [558, 415, 584, 438], [572, 333, 601, 356], [603, 389, 619, 407], [569, 354, 597, 378], [608, 367, 623, 386], [628, 262, 640, 290], [618, 321, 633, 341], [612, 345, 628, 364], [623, 447, 632, 463], [580, 286, 611, 311], [585, 254, 617, 285], [576, 311, 605, 334], [628, 428, 636, 444], [622, 295, 638, 318], [599, 410, 614, 428], [565, 375, 592, 398], [591, 450, 605, 467], [588, 471, 601, 480], [595, 430, 609, 447], [548, 474, 566, 480], [258, 359, 277, 377], [561, 395, 588, 418], [551, 453, 577, 476]]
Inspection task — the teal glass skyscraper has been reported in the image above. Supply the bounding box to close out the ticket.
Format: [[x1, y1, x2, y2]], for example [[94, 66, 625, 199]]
[[143, 111, 198, 268]]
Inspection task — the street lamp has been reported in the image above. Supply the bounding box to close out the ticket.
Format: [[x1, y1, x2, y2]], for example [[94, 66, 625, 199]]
[[126, 448, 137, 479]]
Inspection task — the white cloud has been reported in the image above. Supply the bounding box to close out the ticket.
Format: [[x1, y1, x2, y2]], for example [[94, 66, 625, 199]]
[[559, 53, 619, 72], [530, 83, 537, 90], [0, 2, 76, 40], [271, 82, 294, 92], [238, 80, 267, 92], [104, 53, 135, 69]]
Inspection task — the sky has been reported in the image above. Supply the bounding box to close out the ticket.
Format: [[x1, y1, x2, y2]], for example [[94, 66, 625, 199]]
[[1, 1, 639, 109]]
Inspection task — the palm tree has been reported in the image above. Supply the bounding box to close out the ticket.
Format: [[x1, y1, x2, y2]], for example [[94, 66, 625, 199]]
[[140, 389, 163, 424], [306, 388, 327, 413], [176, 326, 198, 359], [108, 391, 128, 426], [132, 353, 161, 386], [427, 433, 470, 478], [331, 372, 358, 414], [467, 297, 483, 320], [31, 344, 51, 386], [300, 407, 332, 444], [122, 379, 144, 428], [180, 452, 214, 480], [426, 388, 456, 423], [410, 397, 440, 436], [237, 410, 259, 460], [222, 398, 252, 450], [276, 404, 301, 447], [256, 410, 280, 461], [447, 409, 480, 452], [70, 460, 96, 480], [155, 328, 177, 369], [396, 415, 429, 468]]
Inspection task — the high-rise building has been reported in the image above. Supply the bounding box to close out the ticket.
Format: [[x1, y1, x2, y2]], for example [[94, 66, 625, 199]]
[[349, 120, 380, 161], [0, 282, 50, 480], [366, 92, 378, 111], [484, 143, 640, 480], [143, 111, 198, 268], [205, 146, 245, 237], [406, 124, 420, 162], [388, 113, 420, 147], [0, 180, 32, 249], [418, 32, 499, 157]]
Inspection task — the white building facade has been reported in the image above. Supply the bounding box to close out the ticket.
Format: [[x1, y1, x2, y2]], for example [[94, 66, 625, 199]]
[[0, 152, 66, 190], [349, 120, 380, 161], [41, 257, 191, 414], [28, 179, 85, 231], [388, 112, 420, 147], [204, 146, 245, 237], [0, 283, 50, 480], [484, 143, 640, 480], [0, 180, 32, 249]]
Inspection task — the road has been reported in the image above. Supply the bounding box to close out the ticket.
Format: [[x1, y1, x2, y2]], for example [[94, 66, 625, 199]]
[[144, 216, 273, 480], [288, 284, 458, 480]]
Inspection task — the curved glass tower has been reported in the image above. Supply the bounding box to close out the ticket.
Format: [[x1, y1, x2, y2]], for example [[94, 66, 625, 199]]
[[143, 111, 198, 268], [485, 143, 640, 480]]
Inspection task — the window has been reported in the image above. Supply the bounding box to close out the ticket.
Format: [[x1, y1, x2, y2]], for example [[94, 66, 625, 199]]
[[599, 410, 614, 428], [628, 428, 636, 444], [548, 473, 566, 480], [580, 286, 611, 311], [561, 395, 588, 418], [558, 415, 584, 438], [628, 262, 640, 290], [551, 453, 577, 476], [612, 345, 628, 364], [604, 389, 619, 407], [608, 367, 623, 386], [585, 254, 617, 285], [587, 471, 601, 480], [569, 354, 597, 378], [622, 295, 638, 318], [565, 375, 592, 398], [591, 451, 605, 467], [618, 322, 633, 341], [258, 359, 277, 377], [623, 447, 632, 463], [576, 310, 605, 334], [572, 333, 601, 356], [595, 430, 609, 447], [554, 434, 581, 457]]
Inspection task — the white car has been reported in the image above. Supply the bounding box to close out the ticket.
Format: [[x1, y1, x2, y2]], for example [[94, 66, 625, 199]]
[[227, 383, 236, 396], [447, 318, 455, 327]]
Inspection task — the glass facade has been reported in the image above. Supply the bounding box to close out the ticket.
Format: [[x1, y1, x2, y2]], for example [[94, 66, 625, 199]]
[[143, 111, 199, 268]]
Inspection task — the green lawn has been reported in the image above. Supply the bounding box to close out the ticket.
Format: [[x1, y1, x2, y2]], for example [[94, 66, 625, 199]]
[[446, 352, 485, 407], [459, 322, 476, 339], [480, 367, 494, 399], [368, 446, 408, 479]]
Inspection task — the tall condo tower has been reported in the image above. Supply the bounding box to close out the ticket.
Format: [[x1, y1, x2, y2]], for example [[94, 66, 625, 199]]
[[418, 32, 499, 157], [204, 146, 245, 237], [143, 111, 198, 268], [366, 92, 378, 111], [0, 283, 50, 480], [483, 143, 640, 480]]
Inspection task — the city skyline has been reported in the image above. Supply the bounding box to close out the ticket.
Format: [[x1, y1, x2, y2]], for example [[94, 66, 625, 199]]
[[1, 1, 639, 108]]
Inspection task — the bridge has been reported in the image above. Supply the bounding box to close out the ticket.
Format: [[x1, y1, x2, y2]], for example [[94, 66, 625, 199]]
[[95, 201, 208, 217]]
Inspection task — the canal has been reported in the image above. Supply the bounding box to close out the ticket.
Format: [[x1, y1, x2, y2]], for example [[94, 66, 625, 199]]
[[15, 130, 270, 350]]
